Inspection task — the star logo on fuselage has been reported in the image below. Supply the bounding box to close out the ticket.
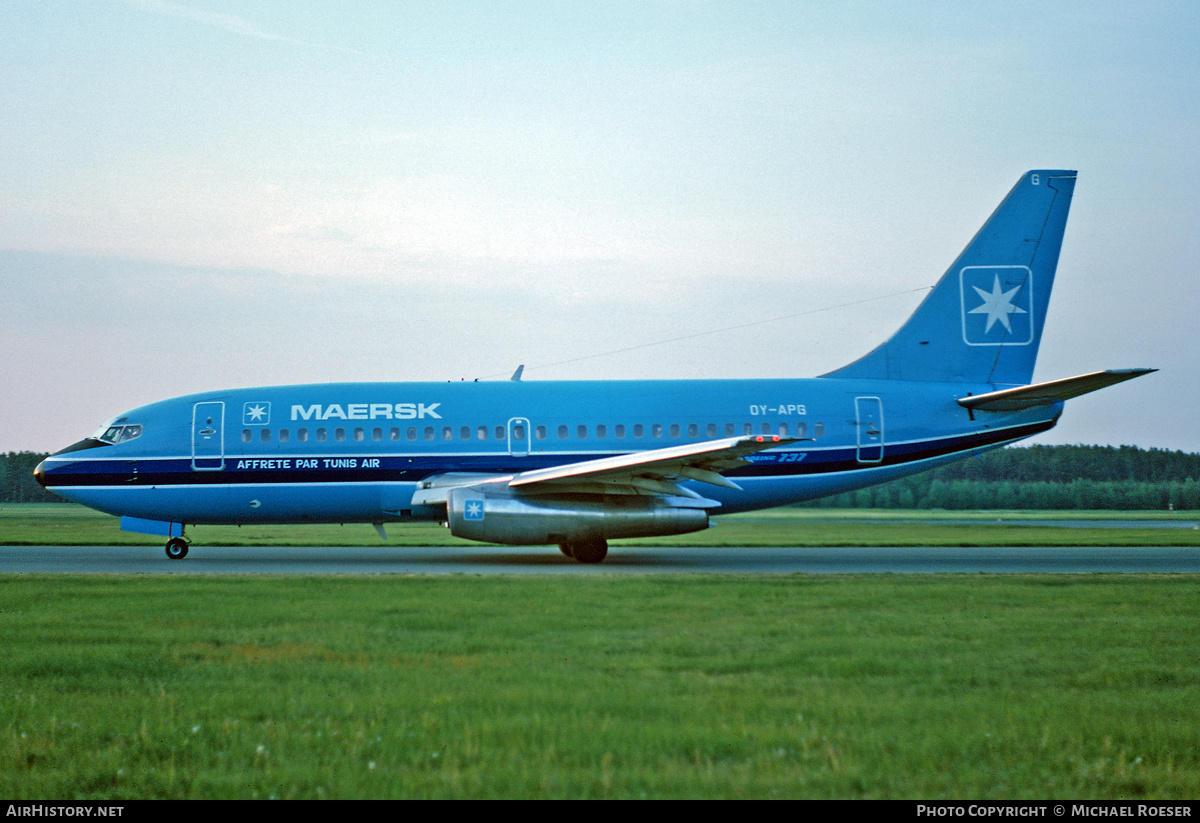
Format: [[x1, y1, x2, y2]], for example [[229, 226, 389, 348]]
[[242, 401, 272, 426], [968, 274, 1027, 334]]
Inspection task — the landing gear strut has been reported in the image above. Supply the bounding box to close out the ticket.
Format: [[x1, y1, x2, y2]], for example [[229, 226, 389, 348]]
[[165, 537, 190, 560], [558, 538, 608, 564]]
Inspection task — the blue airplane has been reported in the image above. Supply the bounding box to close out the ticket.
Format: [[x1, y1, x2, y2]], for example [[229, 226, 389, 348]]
[[35, 170, 1153, 563]]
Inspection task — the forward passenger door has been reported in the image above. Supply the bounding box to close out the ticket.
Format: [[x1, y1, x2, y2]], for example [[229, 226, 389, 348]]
[[192, 402, 225, 470]]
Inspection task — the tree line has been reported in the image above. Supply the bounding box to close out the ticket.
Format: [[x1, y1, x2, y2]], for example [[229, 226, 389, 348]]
[[0, 452, 60, 504], [800, 444, 1200, 511], [4, 444, 1200, 510]]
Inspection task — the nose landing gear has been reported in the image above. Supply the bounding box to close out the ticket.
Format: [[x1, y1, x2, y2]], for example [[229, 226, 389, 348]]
[[165, 537, 190, 560]]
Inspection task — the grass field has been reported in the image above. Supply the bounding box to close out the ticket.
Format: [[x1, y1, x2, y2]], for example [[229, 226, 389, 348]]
[[3, 503, 1200, 547], [2, 505, 1198, 799], [1, 575, 1198, 799]]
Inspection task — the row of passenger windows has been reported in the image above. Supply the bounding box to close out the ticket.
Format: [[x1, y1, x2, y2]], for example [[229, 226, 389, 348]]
[[241, 420, 826, 444]]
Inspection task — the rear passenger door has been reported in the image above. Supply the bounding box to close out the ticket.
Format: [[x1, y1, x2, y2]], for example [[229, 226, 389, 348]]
[[855, 397, 884, 464]]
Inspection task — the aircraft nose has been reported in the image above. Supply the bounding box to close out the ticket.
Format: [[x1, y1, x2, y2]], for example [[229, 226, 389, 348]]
[[33, 460, 46, 487]]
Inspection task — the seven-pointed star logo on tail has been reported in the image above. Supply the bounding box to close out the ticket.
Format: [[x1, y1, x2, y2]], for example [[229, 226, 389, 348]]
[[968, 274, 1028, 334]]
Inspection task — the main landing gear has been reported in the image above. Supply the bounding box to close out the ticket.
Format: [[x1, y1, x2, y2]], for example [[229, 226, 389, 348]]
[[165, 537, 190, 560], [558, 538, 608, 564]]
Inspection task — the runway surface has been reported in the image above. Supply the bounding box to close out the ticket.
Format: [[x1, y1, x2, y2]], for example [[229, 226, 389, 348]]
[[2, 544, 1199, 574]]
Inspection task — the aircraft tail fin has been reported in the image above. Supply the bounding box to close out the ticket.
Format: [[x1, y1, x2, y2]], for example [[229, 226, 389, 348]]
[[824, 170, 1077, 386]]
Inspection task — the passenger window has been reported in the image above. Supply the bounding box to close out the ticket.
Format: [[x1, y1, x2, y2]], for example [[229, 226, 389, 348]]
[[814, 422, 825, 437], [596, 424, 606, 439], [279, 429, 289, 443], [317, 428, 327, 442], [424, 427, 435, 441], [513, 424, 526, 440], [298, 428, 308, 442], [761, 423, 772, 435], [634, 424, 644, 438], [242, 430, 252, 443], [778, 422, 789, 436], [725, 423, 734, 436], [743, 423, 753, 436], [689, 423, 699, 437], [335, 428, 346, 442], [577, 425, 587, 439], [669, 424, 679, 437], [558, 425, 568, 439], [460, 426, 470, 440], [535, 425, 547, 440], [706, 423, 717, 437], [260, 429, 271, 442], [442, 427, 453, 441], [477, 426, 488, 440], [796, 422, 807, 437], [495, 426, 506, 440], [407, 427, 417, 440], [652, 424, 663, 438], [615, 425, 625, 438], [390, 428, 401, 441], [372, 427, 383, 442]]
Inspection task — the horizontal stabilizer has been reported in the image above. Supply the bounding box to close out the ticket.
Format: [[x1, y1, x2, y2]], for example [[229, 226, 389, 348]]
[[957, 369, 1156, 412]]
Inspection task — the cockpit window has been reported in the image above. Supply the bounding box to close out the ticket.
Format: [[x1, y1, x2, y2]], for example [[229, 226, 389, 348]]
[[96, 424, 143, 445]]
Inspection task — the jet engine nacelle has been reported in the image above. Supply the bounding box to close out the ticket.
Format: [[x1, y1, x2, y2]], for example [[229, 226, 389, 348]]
[[446, 487, 710, 546]]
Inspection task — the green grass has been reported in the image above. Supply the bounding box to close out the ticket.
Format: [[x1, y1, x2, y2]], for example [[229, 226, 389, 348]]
[[4, 505, 1198, 797], [4, 504, 1200, 547], [1, 575, 1198, 799], [0, 504, 458, 546]]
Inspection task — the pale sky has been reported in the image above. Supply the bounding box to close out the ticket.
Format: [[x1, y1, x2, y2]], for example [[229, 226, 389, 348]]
[[2, 1, 1198, 453]]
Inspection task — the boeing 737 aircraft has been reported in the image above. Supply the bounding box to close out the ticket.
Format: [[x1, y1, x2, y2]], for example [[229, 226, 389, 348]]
[[35, 170, 1153, 563]]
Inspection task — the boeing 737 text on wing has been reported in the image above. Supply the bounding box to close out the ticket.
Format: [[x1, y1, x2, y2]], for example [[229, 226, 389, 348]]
[[35, 171, 1154, 563]]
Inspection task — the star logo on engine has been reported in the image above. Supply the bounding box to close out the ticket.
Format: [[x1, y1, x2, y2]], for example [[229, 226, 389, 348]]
[[464, 500, 485, 521]]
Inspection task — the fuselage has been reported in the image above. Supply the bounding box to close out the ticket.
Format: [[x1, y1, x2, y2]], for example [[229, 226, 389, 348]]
[[38, 376, 1061, 527]]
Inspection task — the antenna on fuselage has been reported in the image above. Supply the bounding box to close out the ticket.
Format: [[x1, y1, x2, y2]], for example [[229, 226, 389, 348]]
[[510, 364, 525, 382]]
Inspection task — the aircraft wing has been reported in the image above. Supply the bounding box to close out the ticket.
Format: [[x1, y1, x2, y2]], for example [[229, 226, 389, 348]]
[[508, 434, 802, 498], [409, 435, 801, 507], [957, 369, 1156, 412]]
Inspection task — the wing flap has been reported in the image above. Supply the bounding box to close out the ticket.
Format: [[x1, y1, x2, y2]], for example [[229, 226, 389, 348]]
[[958, 369, 1156, 412]]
